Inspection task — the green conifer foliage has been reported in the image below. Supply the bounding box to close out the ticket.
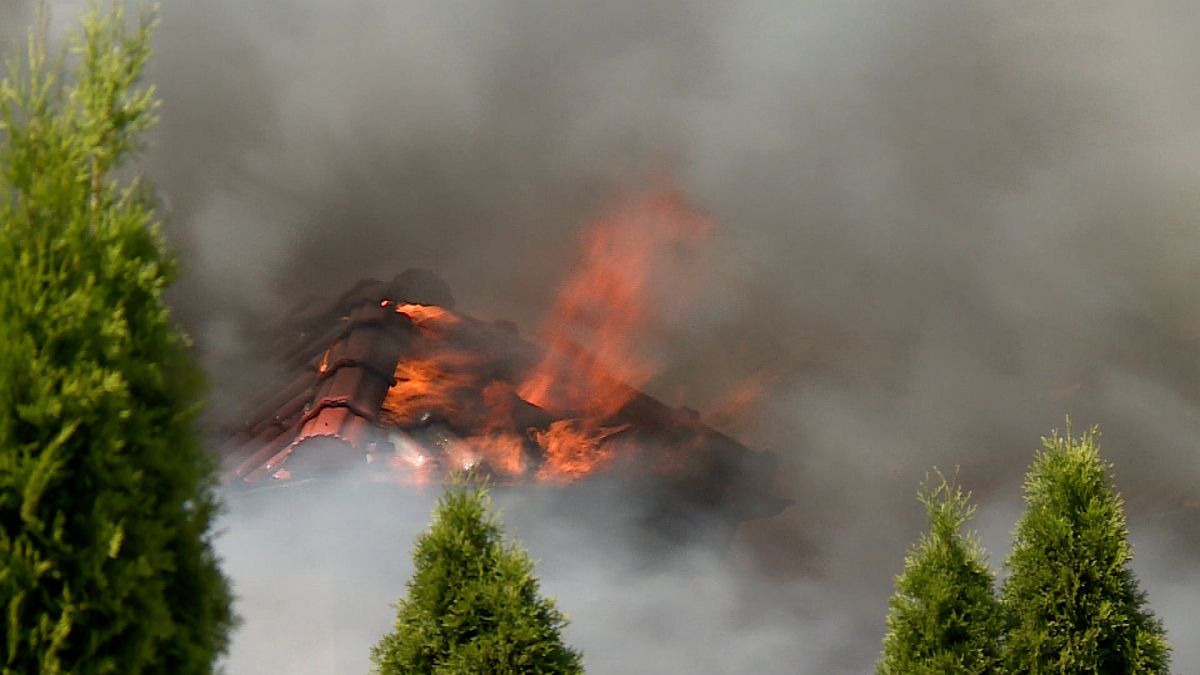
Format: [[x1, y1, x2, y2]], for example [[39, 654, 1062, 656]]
[[0, 4, 233, 673], [372, 482, 583, 674], [1002, 424, 1170, 673], [878, 471, 1002, 674]]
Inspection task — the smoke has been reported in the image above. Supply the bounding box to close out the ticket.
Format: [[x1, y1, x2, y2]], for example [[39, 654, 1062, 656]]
[[0, 5, 31, 45], [216, 469, 863, 673], [7, 0, 1200, 672]]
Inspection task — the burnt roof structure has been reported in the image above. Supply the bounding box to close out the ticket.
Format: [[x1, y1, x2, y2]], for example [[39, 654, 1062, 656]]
[[220, 270, 790, 534]]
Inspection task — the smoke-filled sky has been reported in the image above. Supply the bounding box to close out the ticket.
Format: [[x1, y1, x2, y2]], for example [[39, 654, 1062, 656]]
[[8, 1, 1200, 672]]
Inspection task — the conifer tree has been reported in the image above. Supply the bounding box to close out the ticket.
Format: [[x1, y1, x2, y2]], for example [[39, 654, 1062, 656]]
[[1002, 424, 1170, 673], [372, 481, 583, 674], [878, 471, 1002, 674], [0, 4, 233, 673]]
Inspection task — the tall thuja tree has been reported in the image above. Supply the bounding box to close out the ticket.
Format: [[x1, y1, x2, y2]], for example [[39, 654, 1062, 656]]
[[1002, 424, 1170, 673], [878, 471, 1002, 674], [0, 4, 233, 673], [372, 481, 583, 674]]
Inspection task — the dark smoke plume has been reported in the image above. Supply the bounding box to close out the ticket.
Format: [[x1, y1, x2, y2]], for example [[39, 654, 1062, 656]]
[[7, 1, 1200, 672]]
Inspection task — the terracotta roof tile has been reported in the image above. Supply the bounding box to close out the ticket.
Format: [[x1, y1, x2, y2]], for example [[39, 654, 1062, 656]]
[[322, 323, 408, 380], [297, 405, 374, 447], [243, 408, 374, 483], [229, 421, 300, 480], [285, 436, 366, 479], [279, 319, 348, 367], [242, 374, 315, 439], [225, 296, 413, 485], [274, 295, 410, 370], [308, 365, 392, 422]]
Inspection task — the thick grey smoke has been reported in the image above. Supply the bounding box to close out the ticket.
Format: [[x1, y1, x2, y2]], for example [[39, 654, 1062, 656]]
[[9, 1, 1200, 672]]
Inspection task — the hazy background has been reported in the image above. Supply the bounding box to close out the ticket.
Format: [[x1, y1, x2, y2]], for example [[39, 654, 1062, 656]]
[[8, 1, 1200, 672]]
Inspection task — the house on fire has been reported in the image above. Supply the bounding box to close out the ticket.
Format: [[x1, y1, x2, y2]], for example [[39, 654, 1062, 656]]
[[220, 269, 790, 540]]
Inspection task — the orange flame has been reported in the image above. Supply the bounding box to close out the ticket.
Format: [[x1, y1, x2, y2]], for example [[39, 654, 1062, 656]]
[[704, 371, 781, 430], [380, 351, 485, 427], [395, 302, 461, 328], [533, 420, 630, 484], [518, 188, 710, 420], [378, 185, 722, 485], [461, 381, 528, 476]]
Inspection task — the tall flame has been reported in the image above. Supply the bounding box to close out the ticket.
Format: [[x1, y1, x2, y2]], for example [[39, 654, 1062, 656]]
[[380, 185, 718, 485], [518, 188, 710, 419]]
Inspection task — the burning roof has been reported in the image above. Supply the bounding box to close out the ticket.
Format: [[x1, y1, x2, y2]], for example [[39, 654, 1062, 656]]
[[221, 190, 790, 524]]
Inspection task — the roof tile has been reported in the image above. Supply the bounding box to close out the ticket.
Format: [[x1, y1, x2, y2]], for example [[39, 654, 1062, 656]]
[[322, 323, 408, 381], [243, 408, 373, 483], [308, 365, 392, 422], [297, 405, 374, 447], [229, 421, 300, 480]]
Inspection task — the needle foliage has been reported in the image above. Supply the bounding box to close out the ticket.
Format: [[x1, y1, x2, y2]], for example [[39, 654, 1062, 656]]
[[0, 4, 233, 673], [880, 422, 1172, 674], [878, 471, 1002, 674], [1002, 425, 1169, 673], [372, 482, 583, 674]]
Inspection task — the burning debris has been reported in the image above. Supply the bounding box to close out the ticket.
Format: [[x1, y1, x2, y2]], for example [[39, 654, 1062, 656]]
[[221, 190, 789, 526]]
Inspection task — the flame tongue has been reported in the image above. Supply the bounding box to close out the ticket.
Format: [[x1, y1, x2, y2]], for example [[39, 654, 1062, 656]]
[[533, 419, 632, 484], [519, 188, 710, 418], [380, 186, 716, 485]]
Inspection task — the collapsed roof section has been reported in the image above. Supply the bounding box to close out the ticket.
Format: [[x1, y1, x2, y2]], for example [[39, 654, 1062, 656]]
[[220, 270, 790, 522]]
